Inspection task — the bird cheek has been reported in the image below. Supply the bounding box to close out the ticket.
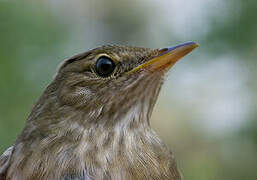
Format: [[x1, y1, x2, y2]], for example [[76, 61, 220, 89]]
[[58, 85, 94, 107]]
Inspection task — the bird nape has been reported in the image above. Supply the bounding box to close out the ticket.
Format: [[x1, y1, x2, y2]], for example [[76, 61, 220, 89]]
[[0, 42, 198, 180]]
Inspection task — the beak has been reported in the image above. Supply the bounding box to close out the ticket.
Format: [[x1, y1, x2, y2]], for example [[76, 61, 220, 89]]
[[127, 42, 198, 74]]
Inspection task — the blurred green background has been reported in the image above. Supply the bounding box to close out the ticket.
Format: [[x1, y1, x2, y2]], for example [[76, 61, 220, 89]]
[[0, 0, 257, 179]]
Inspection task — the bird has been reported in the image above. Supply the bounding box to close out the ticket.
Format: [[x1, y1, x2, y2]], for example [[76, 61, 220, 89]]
[[0, 42, 198, 180]]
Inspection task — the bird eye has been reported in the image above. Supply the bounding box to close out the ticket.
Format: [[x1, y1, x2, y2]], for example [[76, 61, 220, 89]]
[[95, 56, 116, 77]]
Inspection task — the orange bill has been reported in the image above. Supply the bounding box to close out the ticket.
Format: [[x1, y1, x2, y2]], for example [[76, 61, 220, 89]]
[[128, 42, 198, 74]]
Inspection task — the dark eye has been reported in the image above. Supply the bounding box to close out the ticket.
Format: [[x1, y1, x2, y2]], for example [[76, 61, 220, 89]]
[[95, 56, 116, 77]]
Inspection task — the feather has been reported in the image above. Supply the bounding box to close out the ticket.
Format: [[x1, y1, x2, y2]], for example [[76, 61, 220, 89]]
[[0, 146, 13, 180]]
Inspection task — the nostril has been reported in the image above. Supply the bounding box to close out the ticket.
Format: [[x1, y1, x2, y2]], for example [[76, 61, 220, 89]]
[[159, 48, 168, 55]]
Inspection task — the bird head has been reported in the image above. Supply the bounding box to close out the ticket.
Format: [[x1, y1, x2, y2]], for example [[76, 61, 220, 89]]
[[35, 42, 198, 128], [22, 42, 198, 144]]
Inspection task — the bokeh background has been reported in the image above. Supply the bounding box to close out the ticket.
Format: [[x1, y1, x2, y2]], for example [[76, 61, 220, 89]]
[[0, 0, 257, 179]]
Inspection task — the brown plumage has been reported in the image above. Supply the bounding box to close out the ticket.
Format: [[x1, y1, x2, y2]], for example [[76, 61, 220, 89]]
[[0, 43, 198, 180]]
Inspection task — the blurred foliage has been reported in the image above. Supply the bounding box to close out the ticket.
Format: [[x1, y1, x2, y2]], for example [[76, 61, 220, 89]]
[[0, 0, 257, 179], [204, 0, 257, 56], [0, 1, 69, 148]]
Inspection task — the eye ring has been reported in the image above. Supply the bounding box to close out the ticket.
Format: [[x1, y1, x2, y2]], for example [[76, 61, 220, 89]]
[[94, 56, 116, 77]]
